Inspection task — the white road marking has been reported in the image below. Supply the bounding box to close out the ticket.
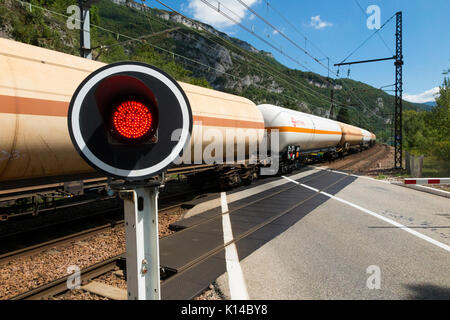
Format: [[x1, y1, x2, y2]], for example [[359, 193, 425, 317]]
[[221, 191, 229, 215], [414, 184, 450, 195], [283, 176, 320, 193], [221, 192, 250, 300], [314, 166, 450, 198], [313, 166, 391, 183], [281, 176, 450, 253]]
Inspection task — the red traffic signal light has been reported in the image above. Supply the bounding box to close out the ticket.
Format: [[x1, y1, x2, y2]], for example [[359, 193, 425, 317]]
[[112, 100, 154, 141], [68, 62, 192, 180], [93, 72, 159, 145]]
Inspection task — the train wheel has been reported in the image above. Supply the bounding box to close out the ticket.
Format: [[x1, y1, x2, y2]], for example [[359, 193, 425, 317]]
[[187, 175, 204, 190], [242, 175, 253, 186], [253, 170, 260, 181]]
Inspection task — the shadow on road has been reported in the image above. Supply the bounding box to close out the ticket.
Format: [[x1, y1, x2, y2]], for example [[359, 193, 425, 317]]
[[405, 283, 450, 300]]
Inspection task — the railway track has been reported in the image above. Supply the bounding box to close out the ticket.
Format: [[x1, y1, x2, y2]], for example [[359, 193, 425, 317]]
[[0, 221, 123, 266], [160, 168, 356, 299], [1, 193, 201, 300], [9, 255, 123, 300], [168, 165, 345, 240], [0, 200, 191, 266], [356, 144, 391, 173], [4, 203, 189, 300], [0, 184, 205, 253], [156, 149, 386, 299], [4, 147, 377, 300], [11, 167, 345, 300], [327, 144, 388, 172]]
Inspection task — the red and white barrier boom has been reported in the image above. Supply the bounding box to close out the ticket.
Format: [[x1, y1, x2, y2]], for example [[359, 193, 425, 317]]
[[404, 178, 450, 185]]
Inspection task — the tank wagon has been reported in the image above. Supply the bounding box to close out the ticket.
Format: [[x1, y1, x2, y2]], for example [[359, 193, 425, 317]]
[[258, 104, 376, 173], [0, 38, 264, 192], [0, 38, 375, 217]]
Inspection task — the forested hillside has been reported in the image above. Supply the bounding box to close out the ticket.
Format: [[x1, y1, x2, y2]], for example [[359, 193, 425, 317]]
[[0, 0, 432, 144], [403, 75, 449, 163]]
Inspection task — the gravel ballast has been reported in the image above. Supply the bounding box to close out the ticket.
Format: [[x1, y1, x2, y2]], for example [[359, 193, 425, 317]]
[[0, 207, 185, 300]]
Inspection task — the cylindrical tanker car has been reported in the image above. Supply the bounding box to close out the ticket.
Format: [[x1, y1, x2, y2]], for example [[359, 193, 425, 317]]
[[257, 104, 376, 172], [0, 38, 264, 191], [0, 38, 375, 207], [258, 103, 342, 152]]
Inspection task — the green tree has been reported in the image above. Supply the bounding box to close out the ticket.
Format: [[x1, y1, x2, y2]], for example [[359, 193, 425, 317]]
[[430, 77, 450, 161], [336, 107, 350, 124], [402, 66, 450, 162], [402, 110, 432, 154]]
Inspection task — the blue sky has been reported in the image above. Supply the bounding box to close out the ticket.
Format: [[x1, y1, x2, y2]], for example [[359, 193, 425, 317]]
[[151, 0, 450, 103]]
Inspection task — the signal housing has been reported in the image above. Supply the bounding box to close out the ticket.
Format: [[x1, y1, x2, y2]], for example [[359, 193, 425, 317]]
[[67, 62, 192, 180]]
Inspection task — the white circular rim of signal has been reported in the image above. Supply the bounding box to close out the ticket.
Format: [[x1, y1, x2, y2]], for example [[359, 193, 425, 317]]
[[70, 64, 190, 178]]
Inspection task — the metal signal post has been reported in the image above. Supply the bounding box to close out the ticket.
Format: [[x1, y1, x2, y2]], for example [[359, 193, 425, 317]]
[[394, 11, 403, 169], [68, 62, 193, 300], [334, 11, 403, 169], [116, 181, 162, 300], [78, 0, 95, 60]]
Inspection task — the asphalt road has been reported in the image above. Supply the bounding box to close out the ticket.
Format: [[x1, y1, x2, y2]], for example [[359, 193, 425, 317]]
[[215, 167, 450, 300]]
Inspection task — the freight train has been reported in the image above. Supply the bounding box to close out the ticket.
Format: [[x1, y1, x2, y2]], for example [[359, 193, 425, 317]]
[[0, 38, 375, 215]]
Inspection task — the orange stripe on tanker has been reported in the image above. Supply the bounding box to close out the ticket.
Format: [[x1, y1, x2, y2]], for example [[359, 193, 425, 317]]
[[266, 126, 341, 135], [0, 95, 68, 117], [0, 95, 264, 129], [194, 115, 265, 129]]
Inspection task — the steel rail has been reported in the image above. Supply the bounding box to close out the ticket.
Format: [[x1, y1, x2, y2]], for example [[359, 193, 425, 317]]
[[162, 170, 355, 300], [10, 255, 122, 300], [6, 147, 376, 299]]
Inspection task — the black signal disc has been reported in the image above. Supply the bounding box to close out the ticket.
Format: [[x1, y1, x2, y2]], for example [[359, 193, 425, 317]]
[[67, 62, 192, 180]]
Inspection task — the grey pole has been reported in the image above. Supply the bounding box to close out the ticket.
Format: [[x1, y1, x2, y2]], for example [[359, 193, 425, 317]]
[[120, 184, 161, 300], [79, 0, 92, 59]]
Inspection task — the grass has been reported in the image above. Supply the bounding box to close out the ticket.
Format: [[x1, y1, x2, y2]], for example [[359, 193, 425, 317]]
[[422, 156, 450, 178], [404, 150, 450, 178]]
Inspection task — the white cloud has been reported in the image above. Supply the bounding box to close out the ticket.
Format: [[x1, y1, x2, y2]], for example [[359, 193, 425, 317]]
[[404, 87, 440, 104], [186, 0, 259, 29], [309, 15, 333, 29]]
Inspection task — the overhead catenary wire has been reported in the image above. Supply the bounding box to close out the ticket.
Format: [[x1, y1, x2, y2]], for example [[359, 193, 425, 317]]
[[339, 12, 396, 65], [129, 4, 334, 110], [106, 3, 328, 107], [231, 0, 380, 118], [263, 0, 332, 64], [9, 0, 319, 110], [198, 0, 311, 72], [6, 2, 239, 79], [215, 0, 384, 120], [153, 0, 364, 113], [149, 0, 347, 109], [92, 27, 181, 52], [235, 0, 333, 75], [191, 0, 370, 112], [27, 0, 335, 111], [150, 0, 385, 123], [8, 0, 380, 119], [266, 2, 373, 119], [354, 0, 393, 56], [135, 2, 339, 111]]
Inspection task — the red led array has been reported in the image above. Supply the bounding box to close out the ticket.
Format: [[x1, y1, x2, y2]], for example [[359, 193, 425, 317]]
[[112, 100, 153, 139]]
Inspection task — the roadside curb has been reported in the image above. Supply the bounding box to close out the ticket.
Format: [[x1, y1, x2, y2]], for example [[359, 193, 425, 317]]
[[391, 182, 450, 199]]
